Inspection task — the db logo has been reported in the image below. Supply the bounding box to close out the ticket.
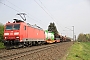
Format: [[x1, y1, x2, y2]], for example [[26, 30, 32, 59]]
[[10, 33, 13, 35]]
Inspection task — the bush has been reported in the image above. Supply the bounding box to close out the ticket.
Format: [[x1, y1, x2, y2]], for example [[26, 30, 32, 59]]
[[0, 42, 5, 49], [0, 23, 4, 42]]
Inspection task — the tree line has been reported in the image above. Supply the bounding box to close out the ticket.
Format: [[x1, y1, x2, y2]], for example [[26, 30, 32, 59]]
[[0, 23, 4, 42], [77, 33, 90, 42]]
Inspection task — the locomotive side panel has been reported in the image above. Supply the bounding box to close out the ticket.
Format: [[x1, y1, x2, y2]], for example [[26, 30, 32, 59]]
[[32, 28, 45, 41], [26, 25, 45, 41], [40, 30, 45, 39], [20, 23, 28, 41], [27, 26, 33, 39], [38, 30, 45, 40]]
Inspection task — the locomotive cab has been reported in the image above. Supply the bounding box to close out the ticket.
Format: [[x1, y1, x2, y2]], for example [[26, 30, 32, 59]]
[[4, 23, 20, 40], [3, 19, 24, 48]]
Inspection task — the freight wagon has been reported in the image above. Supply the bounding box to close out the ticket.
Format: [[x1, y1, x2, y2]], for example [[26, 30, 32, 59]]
[[45, 30, 55, 43]]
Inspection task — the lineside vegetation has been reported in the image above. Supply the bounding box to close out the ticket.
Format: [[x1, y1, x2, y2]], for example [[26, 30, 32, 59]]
[[0, 23, 5, 49], [0, 42, 5, 49], [77, 33, 90, 42], [66, 42, 90, 60]]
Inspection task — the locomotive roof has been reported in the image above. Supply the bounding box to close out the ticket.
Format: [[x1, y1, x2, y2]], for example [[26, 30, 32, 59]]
[[27, 23, 43, 30], [13, 19, 24, 23], [6, 19, 43, 30]]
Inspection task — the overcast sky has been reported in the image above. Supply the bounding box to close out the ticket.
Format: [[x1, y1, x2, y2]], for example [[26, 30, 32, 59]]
[[0, 0, 90, 38]]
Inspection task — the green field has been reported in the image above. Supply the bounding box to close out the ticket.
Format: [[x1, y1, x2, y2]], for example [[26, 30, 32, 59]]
[[66, 42, 90, 60], [0, 42, 5, 49]]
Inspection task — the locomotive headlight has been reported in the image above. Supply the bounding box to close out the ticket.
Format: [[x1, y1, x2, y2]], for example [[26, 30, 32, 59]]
[[16, 36, 19, 38], [5, 37, 7, 39], [4, 33, 9, 35], [14, 32, 19, 35]]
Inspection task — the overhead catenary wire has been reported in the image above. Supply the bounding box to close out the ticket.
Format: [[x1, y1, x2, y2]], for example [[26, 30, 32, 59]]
[[1, 0, 73, 35], [34, 0, 55, 21], [38, 0, 73, 31], [0, 2, 19, 12], [39, 0, 55, 18], [5, 0, 40, 20], [0, 1, 46, 27], [37, 0, 74, 38], [36, 0, 72, 32], [6, 0, 47, 26], [34, 0, 64, 31]]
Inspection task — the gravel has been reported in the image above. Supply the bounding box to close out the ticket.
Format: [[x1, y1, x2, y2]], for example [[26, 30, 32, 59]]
[[14, 42, 73, 60]]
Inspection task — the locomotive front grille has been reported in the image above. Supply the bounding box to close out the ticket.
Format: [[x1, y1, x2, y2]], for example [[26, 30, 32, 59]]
[[4, 36, 16, 40], [7, 36, 15, 39]]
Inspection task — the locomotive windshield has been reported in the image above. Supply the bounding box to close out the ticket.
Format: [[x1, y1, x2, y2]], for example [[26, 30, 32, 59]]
[[6, 24, 13, 30], [13, 24, 20, 30], [6, 24, 20, 30]]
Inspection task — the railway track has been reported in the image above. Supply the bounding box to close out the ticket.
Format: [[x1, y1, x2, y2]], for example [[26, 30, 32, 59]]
[[0, 42, 66, 60]]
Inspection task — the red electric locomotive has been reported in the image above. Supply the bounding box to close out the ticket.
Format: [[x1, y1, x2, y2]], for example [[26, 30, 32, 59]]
[[3, 19, 46, 49]]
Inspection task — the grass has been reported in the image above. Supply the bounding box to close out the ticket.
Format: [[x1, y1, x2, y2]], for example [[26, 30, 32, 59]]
[[66, 42, 90, 60], [0, 42, 5, 49]]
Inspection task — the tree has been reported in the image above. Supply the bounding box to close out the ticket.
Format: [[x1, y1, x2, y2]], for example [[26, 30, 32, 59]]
[[48, 22, 58, 35], [77, 33, 90, 42], [0, 23, 4, 42]]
